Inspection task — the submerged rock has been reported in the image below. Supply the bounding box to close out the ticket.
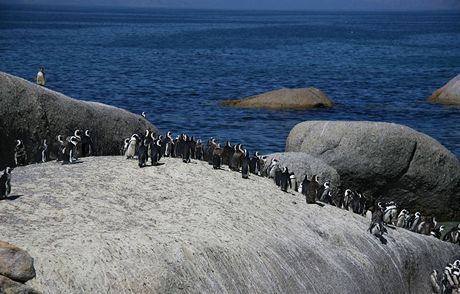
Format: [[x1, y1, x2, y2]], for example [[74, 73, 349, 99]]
[[0, 156, 458, 293], [0, 72, 159, 169], [428, 74, 460, 105], [286, 120, 460, 220], [221, 87, 333, 110], [0, 241, 36, 283]]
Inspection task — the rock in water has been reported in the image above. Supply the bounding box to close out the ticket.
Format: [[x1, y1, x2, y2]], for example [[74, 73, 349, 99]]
[[263, 152, 340, 190], [0, 241, 36, 283], [0, 72, 159, 169], [428, 74, 460, 105], [1, 157, 458, 293], [221, 87, 333, 110], [286, 120, 460, 220]]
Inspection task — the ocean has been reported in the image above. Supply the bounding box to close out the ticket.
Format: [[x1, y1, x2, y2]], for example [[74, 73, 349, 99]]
[[1, 5, 459, 156]]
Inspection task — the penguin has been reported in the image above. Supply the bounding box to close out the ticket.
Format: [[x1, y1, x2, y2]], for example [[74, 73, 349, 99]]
[[305, 175, 320, 204], [396, 209, 409, 228], [14, 140, 27, 166], [141, 111, 146, 118], [206, 138, 217, 165], [268, 159, 279, 179], [319, 181, 331, 203], [138, 139, 148, 168], [212, 144, 222, 169], [125, 134, 139, 159], [182, 134, 192, 163], [81, 130, 95, 157], [162, 131, 174, 157], [150, 139, 161, 166], [56, 135, 66, 161], [36, 67, 45, 86], [430, 225, 445, 239], [410, 212, 421, 232], [230, 144, 244, 171], [189, 136, 196, 159], [369, 205, 387, 244], [221, 141, 233, 166], [175, 134, 185, 158], [429, 270, 441, 294], [417, 216, 436, 235], [39, 139, 48, 163], [0, 167, 12, 199], [290, 173, 298, 192], [343, 189, 354, 210], [195, 139, 203, 160], [62, 136, 78, 164], [442, 224, 460, 244], [279, 167, 291, 192], [241, 149, 250, 179], [121, 138, 130, 156], [300, 174, 309, 196], [249, 151, 262, 175]]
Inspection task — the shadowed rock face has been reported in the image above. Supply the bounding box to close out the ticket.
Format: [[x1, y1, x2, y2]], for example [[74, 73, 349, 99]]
[[221, 87, 333, 110], [428, 74, 460, 105], [1, 156, 458, 293], [0, 72, 159, 169], [0, 275, 40, 294], [286, 121, 460, 220], [264, 152, 340, 190]]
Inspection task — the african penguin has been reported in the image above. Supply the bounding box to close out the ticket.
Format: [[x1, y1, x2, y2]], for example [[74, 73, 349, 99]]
[[241, 149, 250, 179], [279, 167, 291, 192], [14, 140, 27, 166], [305, 175, 319, 204], [40, 139, 48, 163], [81, 130, 94, 157], [0, 167, 12, 199], [138, 139, 148, 168], [212, 144, 222, 169], [62, 136, 78, 164], [125, 134, 139, 159]]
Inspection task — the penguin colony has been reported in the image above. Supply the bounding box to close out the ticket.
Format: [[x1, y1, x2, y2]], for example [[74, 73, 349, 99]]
[[4, 127, 460, 293], [430, 259, 460, 294]]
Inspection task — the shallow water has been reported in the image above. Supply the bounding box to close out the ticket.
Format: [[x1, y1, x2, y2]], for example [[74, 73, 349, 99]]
[[1, 6, 460, 155]]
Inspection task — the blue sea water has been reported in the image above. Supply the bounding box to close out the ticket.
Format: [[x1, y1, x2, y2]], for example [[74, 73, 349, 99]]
[[1, 5, 460, 156]]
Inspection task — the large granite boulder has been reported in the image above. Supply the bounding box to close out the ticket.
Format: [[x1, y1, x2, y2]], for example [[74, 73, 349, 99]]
[[0, 72, 159, 169], [0, 275, 40, 294], [221, 87, 333, 110], [0, 241, 36, 283], [263, 152, 340, 189], [428, 74, 460, 105], [286, 121, 460, 220], [0, 157, 458, 293]]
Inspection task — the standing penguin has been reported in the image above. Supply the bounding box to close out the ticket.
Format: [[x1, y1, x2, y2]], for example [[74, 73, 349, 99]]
[[0, 167, 12, 199], [14, 140, 27, 166], [221, 141, 233, 166], [410, 212, 422, 232], [36, 67, 45, 86], [62, 136, 78, 164], [56, 135, 66, 161], [290, 173, 298, 192], [279, 167, 292, 192], [230, 144, 244, 171], [182, 135, 192, 163], [121, 138, 130, 156], [39, 139, 48, 163], [138, 139, 148, 168], [300, 174, 309, 196], [249, 152, 261, 175], [125, 134, 139, 159], [319, 181, 331, 203], [212, 144, 222, 169], [241, 149, 250, 179], [195, 139, 203, 160], [163, 131, 174, 157], [396, 209, 409, 228], [81, 130, 95, 157], [151, 139, 162, 166], [306, 175, 320, 204]]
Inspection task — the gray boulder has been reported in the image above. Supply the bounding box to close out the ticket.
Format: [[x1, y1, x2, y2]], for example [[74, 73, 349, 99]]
[[0, 241, 35, 283], [0, 275, 40, 294], [221, 87, 333, 110], [286, 121, 460, 220], [263, 152, 340, 189], [0, 72, 159, 169], [428, 74, 460, 105]]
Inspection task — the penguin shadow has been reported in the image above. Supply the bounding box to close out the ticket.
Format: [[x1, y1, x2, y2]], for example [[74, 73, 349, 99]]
[[0, 194, 23, 201], [379, 235, 388, 245], [62, 161, 84, 165]]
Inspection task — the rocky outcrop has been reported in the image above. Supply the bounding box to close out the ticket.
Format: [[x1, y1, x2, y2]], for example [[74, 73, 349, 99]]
[[0, 241, 35, 283], [221, 87, 333, 110], [0, 241, 39, 293], [428, 74, 460, 105], [263, 152, 340, 189], [0, 72, 159, 170], [286, 121, 460, 220], [1, 156, 458, 293]]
